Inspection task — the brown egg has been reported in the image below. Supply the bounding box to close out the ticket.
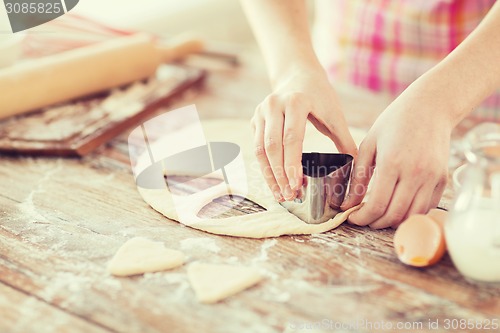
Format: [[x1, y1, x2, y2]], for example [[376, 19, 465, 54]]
[[393, 214, 446, 267], [427, 208, 448, 228]]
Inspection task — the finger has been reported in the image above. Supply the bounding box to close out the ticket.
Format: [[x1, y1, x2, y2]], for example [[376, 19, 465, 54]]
[[320, 100, 359, 157], [254, 117, 283, 202], [307, 109, 358, 157], [341, 140, 376, 210], [264, 111, 293, 200], [390, 182, 432, 230], [331, 124, 359, 158], [348, 164, 398, 226], [369, 180, 419, 229], [283, 104, 307, 191], [405, 182, 435, 217], [430, 174, 447, 208]]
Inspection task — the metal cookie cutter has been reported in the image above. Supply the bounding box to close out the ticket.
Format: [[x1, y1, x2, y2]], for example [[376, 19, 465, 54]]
[[280, 152, 353, 224]]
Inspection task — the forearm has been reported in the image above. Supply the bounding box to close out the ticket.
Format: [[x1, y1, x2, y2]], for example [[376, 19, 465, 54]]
[[417, 1, 500, 126], [241, 0, 324, 87]]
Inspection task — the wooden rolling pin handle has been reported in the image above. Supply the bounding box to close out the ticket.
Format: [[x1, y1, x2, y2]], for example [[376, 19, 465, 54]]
[[0, 34, 204, 119], [155, 38, 205, 63]]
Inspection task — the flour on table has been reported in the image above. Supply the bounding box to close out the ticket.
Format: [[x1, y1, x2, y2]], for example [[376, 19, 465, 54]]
[[137, 120, 366, 238], [252, 239, 277, 264], [180, 237, 221, 253], [107, 237, 185, 276], [187, 262, 262, 303]]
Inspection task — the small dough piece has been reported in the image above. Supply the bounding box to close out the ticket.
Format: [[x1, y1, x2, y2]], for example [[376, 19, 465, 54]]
[[187, 262, 262, 303], [108, 237, 185, 276]]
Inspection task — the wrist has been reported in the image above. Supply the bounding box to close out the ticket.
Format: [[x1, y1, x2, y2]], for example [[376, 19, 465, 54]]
[[405, 71, 464, 130], [270, 61, 327, 90], [387, 77, 454, 137]]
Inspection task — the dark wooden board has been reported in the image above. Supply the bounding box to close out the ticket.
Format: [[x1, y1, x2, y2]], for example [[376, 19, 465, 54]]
[[0, 65, 206, 157]]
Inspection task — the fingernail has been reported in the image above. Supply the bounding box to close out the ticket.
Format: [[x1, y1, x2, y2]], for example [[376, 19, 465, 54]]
[[274, 191, 284, 202], [341, 194, 351, 210], [289, 178, 297, 191]]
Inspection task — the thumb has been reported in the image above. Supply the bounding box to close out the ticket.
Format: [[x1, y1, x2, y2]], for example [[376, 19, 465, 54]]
[[341, 139, 375, 210]]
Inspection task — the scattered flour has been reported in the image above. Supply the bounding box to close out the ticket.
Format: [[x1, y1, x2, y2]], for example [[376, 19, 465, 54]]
[[261, 285, 291, 303], [180, 237, 221, 253], [39, 270, 93, 307], [309, 237, 340, 250], [142, 272, 190, 301], [17, 159, 63, 223], [328, 284, 380, 294], [225, 256, 239, 264], [14, 297, 72, 333], [252, 239, 277, 264]]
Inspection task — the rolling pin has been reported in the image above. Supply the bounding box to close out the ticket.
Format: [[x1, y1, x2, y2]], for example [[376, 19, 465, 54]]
[[0, 34, 204, 120]]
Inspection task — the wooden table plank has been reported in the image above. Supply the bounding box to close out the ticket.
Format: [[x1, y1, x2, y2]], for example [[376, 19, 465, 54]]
[[0, 46, 498, 333], [1, 204, 498, 333], [0, 282, 110, 333]]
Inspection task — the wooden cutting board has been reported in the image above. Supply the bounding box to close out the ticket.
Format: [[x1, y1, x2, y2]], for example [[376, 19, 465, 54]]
[[0, 14, 208, 157], [0, 65, 206, 157]]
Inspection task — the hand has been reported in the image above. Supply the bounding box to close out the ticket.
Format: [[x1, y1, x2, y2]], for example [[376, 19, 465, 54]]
[[341, 84, 452, 229], [251, 70, 357, 202]]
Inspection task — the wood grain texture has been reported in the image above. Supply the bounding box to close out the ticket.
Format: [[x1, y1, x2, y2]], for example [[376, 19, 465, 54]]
[[0, 283, 109, 333], [0, 47, 498, 333], [0, 65, 206, 157]]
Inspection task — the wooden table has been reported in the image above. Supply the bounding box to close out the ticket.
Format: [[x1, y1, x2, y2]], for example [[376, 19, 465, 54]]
[[1, 46, 499, 333]]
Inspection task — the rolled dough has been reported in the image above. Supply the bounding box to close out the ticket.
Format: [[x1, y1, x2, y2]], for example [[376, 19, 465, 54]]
[[107, 237, 186, 276], [187, 262, 262, 303], [138, 119, 366, 238]]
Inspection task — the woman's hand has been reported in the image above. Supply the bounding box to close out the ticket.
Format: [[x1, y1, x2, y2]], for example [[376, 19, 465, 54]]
[[251, 70, 358, 202], [242, 0, 358, 202], [341, 82, 453, 229]]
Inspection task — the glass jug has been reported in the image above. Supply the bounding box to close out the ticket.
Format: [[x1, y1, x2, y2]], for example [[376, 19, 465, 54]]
[[445, 123, 500, 283]]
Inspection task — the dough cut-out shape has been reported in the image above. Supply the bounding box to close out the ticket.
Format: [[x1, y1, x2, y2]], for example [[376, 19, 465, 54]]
[[187, 262, 262, 303], [108, 237, 186, 276], [138, 119, 366, 238]]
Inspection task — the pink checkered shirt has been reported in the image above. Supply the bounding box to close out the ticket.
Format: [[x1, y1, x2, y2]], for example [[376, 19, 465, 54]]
[[315, 0, 499, 120]]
